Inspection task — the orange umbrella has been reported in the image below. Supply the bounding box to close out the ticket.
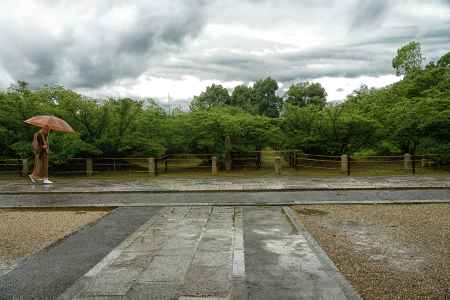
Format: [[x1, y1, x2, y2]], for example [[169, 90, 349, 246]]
[[24, 115, 75, 133]]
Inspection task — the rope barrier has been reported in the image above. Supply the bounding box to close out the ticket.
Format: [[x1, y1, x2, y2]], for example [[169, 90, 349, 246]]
[[297, 157, 341, 163], [303, 154, 341, 158], [350, 160, 403, 163], [165, 154, 213, 157], [296, 164, 340, 170], [0, 152, 445, 176], [73, 157, 149, 160]]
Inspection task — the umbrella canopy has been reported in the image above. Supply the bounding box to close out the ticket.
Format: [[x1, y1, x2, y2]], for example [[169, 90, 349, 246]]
[[24, 115, 75, 133]]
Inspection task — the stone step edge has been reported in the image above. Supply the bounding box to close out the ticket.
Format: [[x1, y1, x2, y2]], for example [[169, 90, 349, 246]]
[[1, 185, 450, 195]]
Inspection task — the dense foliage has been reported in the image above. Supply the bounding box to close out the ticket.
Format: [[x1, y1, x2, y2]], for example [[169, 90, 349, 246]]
[[0, 43, 449, 163]]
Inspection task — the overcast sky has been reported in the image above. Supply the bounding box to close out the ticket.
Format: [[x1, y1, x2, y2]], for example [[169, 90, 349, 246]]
[[1, 0, 449, 103]]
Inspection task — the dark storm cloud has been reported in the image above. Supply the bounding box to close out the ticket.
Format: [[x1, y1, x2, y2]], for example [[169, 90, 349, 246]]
[[147, 0, 450, 86], [350, 0, 390, 29], [152, 44, 393, 83], [0, 0, 450, 97], [0, 0, 208, 88]]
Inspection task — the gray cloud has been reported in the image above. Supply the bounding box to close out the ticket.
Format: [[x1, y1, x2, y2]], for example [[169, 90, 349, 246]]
[[0, 0, 207, 88], [146, 0, 450, 85], [0, 0, 449, 99], [350, 0, 391, 30]]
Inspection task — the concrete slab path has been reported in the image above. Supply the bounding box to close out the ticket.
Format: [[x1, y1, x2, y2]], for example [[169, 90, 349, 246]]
[[1, 176, 450, 194], [1, 189, 449, 208], [0, 207, 162, 300], [54, 206, 360, 300]]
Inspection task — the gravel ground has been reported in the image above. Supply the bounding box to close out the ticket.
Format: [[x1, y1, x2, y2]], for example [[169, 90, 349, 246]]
[[0, 208, 111, 273], [292, 204, 450, 300]]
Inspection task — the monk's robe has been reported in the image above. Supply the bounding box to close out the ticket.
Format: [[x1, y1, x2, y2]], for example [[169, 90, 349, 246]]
[[31, 130, 49, 179]]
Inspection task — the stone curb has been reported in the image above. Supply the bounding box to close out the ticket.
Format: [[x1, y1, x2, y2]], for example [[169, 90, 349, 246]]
[[1, 185, 449, 195], [1, 199, 450, 209], [282, 206, 363, 300]]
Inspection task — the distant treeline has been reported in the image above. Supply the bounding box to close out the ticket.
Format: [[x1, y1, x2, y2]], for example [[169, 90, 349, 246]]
[[0, 42, 449, 164]]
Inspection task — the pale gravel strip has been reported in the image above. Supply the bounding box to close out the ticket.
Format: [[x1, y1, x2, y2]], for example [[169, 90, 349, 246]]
[[231, 206, 247, 300], [57, 207, 173, 300], [232, 207, 245, 277]]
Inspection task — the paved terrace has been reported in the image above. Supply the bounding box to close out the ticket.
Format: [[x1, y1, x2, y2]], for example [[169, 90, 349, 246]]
[[1, 176, 450, 194], [1, 177, 449, 299], [1, 176, 449, 208], [1, 206, 361, 300]]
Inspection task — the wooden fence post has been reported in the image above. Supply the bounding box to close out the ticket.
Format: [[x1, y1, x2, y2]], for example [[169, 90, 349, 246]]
[[212, 156, 218, 176], [86, 158, 93, 176], [274, 157, 281, 175], [21, 158, 29, 176], [293, 151, 298, 169], [256, 152, 262, 169], [404, 153, 412, 171], [148, 157, 156, 176], [224, 136, 232, 171], [421, 158, 428, 168], [341, 154, 349, 175]]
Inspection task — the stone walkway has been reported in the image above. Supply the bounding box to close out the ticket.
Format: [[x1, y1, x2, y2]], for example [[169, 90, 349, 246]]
[[0, 207, 161, 300], [1, 189, 450, 208], [1, 176, 450, 194], [56, 206, 360, 300]]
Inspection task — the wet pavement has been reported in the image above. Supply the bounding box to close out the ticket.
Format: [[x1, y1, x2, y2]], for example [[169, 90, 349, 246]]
[[1, 189, 449, 208], [0, 207, 161, 300], [1, 178, 448, 299], [0, 206, 361, 299], [1, 176, 450, 194], [55, 206, 360, 300], [244, 207, 357, 300]]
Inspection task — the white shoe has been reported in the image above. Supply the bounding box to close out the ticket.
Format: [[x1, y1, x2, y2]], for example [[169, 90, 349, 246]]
[[28, 174, 36, 184], [43, 179, 53, 184]]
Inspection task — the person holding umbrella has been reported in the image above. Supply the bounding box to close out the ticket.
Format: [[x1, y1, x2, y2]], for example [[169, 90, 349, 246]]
[[29, 125, 51, 183], [25, 115, 75, 184]]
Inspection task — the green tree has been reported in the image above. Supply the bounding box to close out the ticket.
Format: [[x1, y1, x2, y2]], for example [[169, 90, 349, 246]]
[[1, 48, 450, 163], [0, 81, 50, 157], [437, 52, 450, 68], [101, 98, 144, 155], [392, 41, 424, 76], [251, 77, 282, 118], [285, 82, 327, 108], [190, 84, 231, 111], [54, 89, 109, 149], [280, 103, 325, 152], [230, 84, 253, 112]]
